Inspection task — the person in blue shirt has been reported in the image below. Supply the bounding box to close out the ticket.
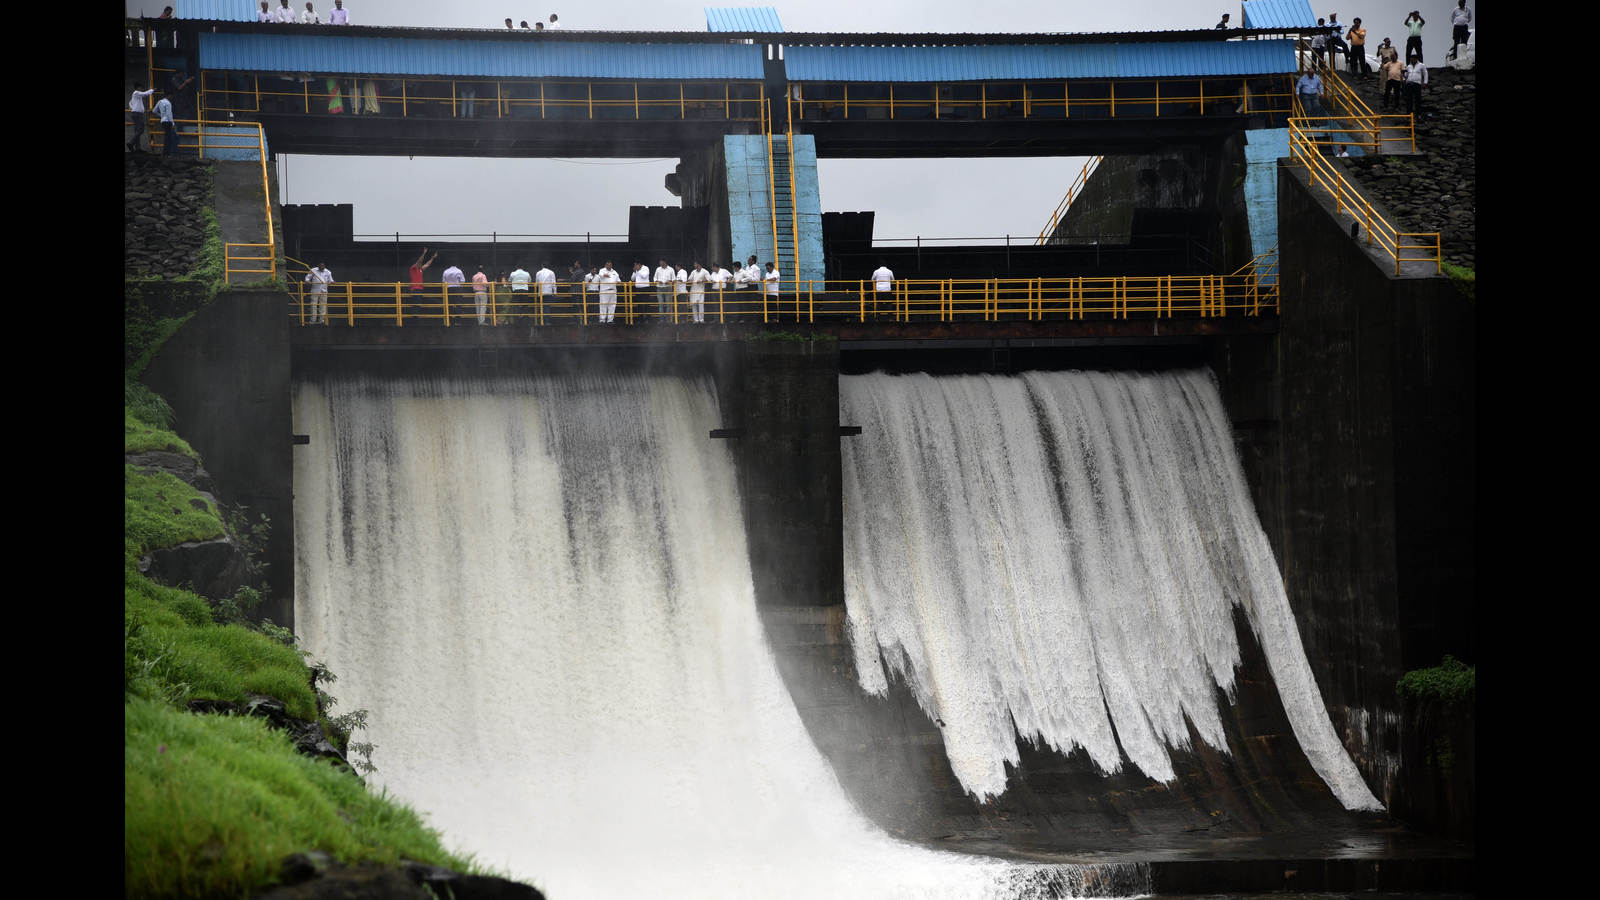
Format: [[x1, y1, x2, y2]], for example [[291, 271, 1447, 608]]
[[1295, 71, 1324, 116]]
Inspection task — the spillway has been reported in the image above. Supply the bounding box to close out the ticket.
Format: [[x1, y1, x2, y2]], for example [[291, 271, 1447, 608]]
[[292, 370, 1149, 899], [840, 369, 1382, 812]]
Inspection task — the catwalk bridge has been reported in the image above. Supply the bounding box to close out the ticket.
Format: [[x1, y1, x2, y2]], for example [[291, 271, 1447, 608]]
[[139, 6, 1311, 159]]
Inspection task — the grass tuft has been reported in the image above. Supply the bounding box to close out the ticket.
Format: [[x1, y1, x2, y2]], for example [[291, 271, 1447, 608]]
[[125, 697, 474, 900]]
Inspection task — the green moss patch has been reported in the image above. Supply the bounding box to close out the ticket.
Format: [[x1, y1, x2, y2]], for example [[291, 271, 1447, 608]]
[[1440, 262, 1475, 302], [125, 465, 225, 557], [125, 411, 198, 458]]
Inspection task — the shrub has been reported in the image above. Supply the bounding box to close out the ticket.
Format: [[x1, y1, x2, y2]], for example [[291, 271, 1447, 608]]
[[1396, 654, 1475, 705]]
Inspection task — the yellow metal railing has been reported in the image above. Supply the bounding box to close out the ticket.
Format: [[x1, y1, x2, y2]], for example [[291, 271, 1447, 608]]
[[1286, 119, 1440, 274], [786, 126, 800, 297], [199, 73, 765, 122], [1036, 156, 1103, 245], [226, 243, 277, 281], [1291, 41, 1416, 154], [127, 114, 278, 281], [761, 88, 781, 307], [792, 77, 1295, 121], [286, 263, 1279, 328]]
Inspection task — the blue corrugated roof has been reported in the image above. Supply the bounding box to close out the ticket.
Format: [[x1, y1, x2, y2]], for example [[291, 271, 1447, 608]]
[[1241, 0, 1317, 29], [171, 0, 257, 21], [705, 7, 783, 32], [785, 40, 1296, 82], [198, 33, 767, 79]]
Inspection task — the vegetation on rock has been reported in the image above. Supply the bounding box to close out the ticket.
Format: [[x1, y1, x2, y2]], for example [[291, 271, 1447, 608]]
[[1396, 654, 1475, 705]]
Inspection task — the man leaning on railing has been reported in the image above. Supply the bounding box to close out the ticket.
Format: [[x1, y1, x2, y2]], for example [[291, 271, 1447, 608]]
[[128, 83, 155, 153], [872, 263, 895, 319], [304, 263, 333, 325]]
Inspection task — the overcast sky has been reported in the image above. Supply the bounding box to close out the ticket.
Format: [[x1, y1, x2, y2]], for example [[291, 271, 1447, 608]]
[[131, 0, 1471, 243]]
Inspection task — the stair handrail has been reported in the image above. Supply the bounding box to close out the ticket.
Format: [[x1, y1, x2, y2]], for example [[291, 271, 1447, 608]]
[[1035, 156, 1102, 245], [760, 86, 781, 317], [786, 113, 800, 296]]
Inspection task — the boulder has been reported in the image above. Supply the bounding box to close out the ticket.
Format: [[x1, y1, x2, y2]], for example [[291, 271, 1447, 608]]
[[143, 534, 253, 601]]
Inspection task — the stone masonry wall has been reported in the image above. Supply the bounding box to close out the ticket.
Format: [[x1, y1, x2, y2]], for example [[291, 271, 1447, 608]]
[[1340, 67, 1475, 270], [125, 156, 214, 278]]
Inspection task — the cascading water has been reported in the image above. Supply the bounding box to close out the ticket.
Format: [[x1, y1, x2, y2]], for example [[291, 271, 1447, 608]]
[[841, 369, 1382, 812], [293, 370, 1150, 900]]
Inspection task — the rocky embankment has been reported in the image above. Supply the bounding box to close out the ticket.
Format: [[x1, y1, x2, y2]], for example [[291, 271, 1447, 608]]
[[125, 155, 214, 278], [1338, 65, 1475, 270]]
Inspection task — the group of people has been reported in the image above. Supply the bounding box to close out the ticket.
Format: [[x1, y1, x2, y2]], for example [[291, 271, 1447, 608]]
[[1293, 4, 1474, 119], [503, 15, 563, 31], [404, 250, 782, 325], [302, 255, 907, 326], [259, 1, 350, 24], [1301, 4, 1472, 74]]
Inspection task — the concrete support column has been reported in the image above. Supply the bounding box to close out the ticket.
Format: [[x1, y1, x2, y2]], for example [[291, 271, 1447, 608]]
[[721, 134, 825, 285], [722, 339, 842, 609]]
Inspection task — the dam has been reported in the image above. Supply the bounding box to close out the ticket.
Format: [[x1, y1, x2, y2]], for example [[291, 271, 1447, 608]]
[[127, 2, 1474, 896]]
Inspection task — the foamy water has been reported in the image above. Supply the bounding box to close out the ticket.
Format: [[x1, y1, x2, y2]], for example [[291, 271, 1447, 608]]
[[293, 371, 1150, 899], [841, 369, 1381, 812]]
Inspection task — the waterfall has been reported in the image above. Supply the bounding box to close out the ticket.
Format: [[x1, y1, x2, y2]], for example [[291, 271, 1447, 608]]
[[841, 369, 1382, 812], [293, 370, 1151, 899]]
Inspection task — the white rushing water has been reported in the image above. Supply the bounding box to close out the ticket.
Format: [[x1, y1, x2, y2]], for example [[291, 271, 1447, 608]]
[[841, 369, 1382, 811], [293, 371, 1150, 900]]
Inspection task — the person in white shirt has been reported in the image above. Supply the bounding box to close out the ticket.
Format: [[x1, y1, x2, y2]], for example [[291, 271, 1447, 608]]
[[507, 265, 531, 323], [509, 265, 532, 293], [652, 259, 676, 319], [441, 264, 465, 322], [742, 254, 762, 289], [583, 265, 599, 321], [303, 263, 333, 324], [763, 261, 780, 298], [871, 264, 894, 292], [1402, 56, 1427, 114], [598, 262, 620, 323], [870, 263, 894, 317], [275, 0, 296, 23], [153, 95, 177, 157], [301, 3, 319, 24], [632, 263, 652, 318], [687, 262, 710, 323], [258, 2, 273, 23], [535, 263, 557, 321], [673, 265, 688, 320], [1449, 1, 1471, 61], [547, 14, 562, 29], [709, 264, 728, 311], [329, 0, 348, 24], [128, 83, 155, 152]]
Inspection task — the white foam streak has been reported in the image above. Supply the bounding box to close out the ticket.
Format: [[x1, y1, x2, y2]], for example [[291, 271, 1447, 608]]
[[841, 369, 1382, 811], [294, 371, 1152, 899]]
